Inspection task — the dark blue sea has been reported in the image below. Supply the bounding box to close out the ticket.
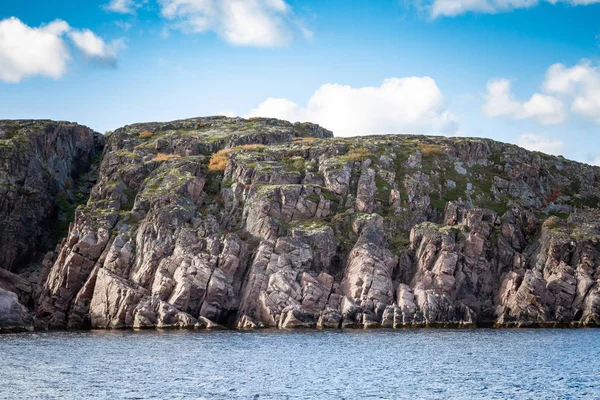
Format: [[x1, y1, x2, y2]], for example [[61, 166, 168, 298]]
[[1, 329, 599, 399]]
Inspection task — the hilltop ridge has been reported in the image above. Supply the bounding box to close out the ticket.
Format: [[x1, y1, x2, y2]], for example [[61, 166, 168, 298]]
[[1, 116, 600, 331]]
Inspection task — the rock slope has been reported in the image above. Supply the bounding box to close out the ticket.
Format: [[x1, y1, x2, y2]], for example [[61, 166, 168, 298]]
[[31, 116, 600, 330], [4, 116, 600, 331], [0, 120, 104, 331]]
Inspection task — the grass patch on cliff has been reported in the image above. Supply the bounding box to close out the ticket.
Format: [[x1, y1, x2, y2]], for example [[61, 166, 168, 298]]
[[289, 219, 331, 232], [116, 150, 138, 159], [151, 153, 182, 162], [430, 186, 463, 213], [389, 232, 411, 253], [292, 137, 317, 143], [470, 165, 510, 188], [48, 159, 106, 247], [375, 174, 392, 204], [548, 211, 570, 220], [568, 180, 581, 194], [122, 187, 137, 211], [306, 193, 321, 203], [203, 170, 224, 204], [208, 144, 266, 172], [418, 143, 444, 157], [571, 194, 600, 209], [49, 192, 78, 247], [339, 147, 372, 162], [222, 178, 236, 188], [479, 200, 509, 216], [208, 151, 228, 172], [285, 156, 305, 172]]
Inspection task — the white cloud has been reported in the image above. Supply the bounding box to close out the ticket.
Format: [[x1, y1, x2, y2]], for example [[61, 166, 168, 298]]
[[250, 98, 299, 120], [0, 17, 123, 83], [430, 0, 600, 18], [482, 79, 566, 125], [543, 60, 600, 123], [68, 29, 125, 65], [485, 60, 600, 126], [104, 0, 145, 14], [247, 77, 460, 137], [0, 17, 71, 83], [158, 0, 306, 47], [516, 133, 565, 155]]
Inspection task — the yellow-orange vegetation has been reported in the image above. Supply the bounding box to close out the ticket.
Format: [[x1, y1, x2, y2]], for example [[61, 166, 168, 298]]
[[151, 153, 182, 162], [341, 147, 372, 162], [418, 143, 444, 157], [208, 144, 265, 172]]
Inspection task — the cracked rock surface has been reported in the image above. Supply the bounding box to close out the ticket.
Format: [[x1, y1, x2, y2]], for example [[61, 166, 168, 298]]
[[4, 116, 600, 331]]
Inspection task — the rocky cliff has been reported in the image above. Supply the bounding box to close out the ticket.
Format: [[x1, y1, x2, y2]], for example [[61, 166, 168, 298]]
[[0, 120, 104, 332], [3, 116, 600, 332]]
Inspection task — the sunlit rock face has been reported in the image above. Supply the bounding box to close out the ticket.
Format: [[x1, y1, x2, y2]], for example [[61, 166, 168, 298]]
[[6, 116, 599, 331]]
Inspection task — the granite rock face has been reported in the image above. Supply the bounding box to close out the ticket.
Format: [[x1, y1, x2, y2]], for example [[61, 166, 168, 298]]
[[7, 116, 600, 330], [0, 120, 104, 331]]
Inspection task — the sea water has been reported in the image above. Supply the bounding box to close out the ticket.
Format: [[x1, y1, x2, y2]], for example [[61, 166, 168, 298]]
[[1, 329, 599, 399]]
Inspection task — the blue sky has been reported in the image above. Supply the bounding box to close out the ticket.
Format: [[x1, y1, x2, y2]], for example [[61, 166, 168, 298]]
[[1, 0, 599, 163]]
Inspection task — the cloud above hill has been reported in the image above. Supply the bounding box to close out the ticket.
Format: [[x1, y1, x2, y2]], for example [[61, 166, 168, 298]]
[[483, 60, 600, 126], [247, 77, 459, 137], [516, 133, 565, 155], [482, 79, 566, 125], [543, 60, 600, 124]]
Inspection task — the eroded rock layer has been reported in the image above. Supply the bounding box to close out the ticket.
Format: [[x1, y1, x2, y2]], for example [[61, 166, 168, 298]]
[[23, 116, 600, 329]]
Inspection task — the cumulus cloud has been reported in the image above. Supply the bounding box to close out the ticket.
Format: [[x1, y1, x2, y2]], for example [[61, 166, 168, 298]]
[[543, 61, 600, 123], [0, 17, 123, 83], [516, 133, 565, 155], [0, 17, 71, 83], [68, 29, 125, 65], [247, 77, 460, 137], [482, 79, 566, 125], [484, 60, 600, 126], [158, 0, 308, 47], [104, 0, 145, 14], [430, 0, 600, 18]]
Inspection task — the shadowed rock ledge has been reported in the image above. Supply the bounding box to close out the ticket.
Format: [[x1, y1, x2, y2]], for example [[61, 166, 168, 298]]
[[2, 116, 600, 332], [0, 120, 105, 332]]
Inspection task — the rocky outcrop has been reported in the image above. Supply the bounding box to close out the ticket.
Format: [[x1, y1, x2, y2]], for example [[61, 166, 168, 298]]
[[0, 288, 34, 332], [5, 115, 600, 331], [495, 212, 600, 326], [0, 120, 105, 272], [0, 120, 104, 332]]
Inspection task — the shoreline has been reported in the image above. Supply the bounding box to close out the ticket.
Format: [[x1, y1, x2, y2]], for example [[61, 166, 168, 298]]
[[3, 322, 600, 335]]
